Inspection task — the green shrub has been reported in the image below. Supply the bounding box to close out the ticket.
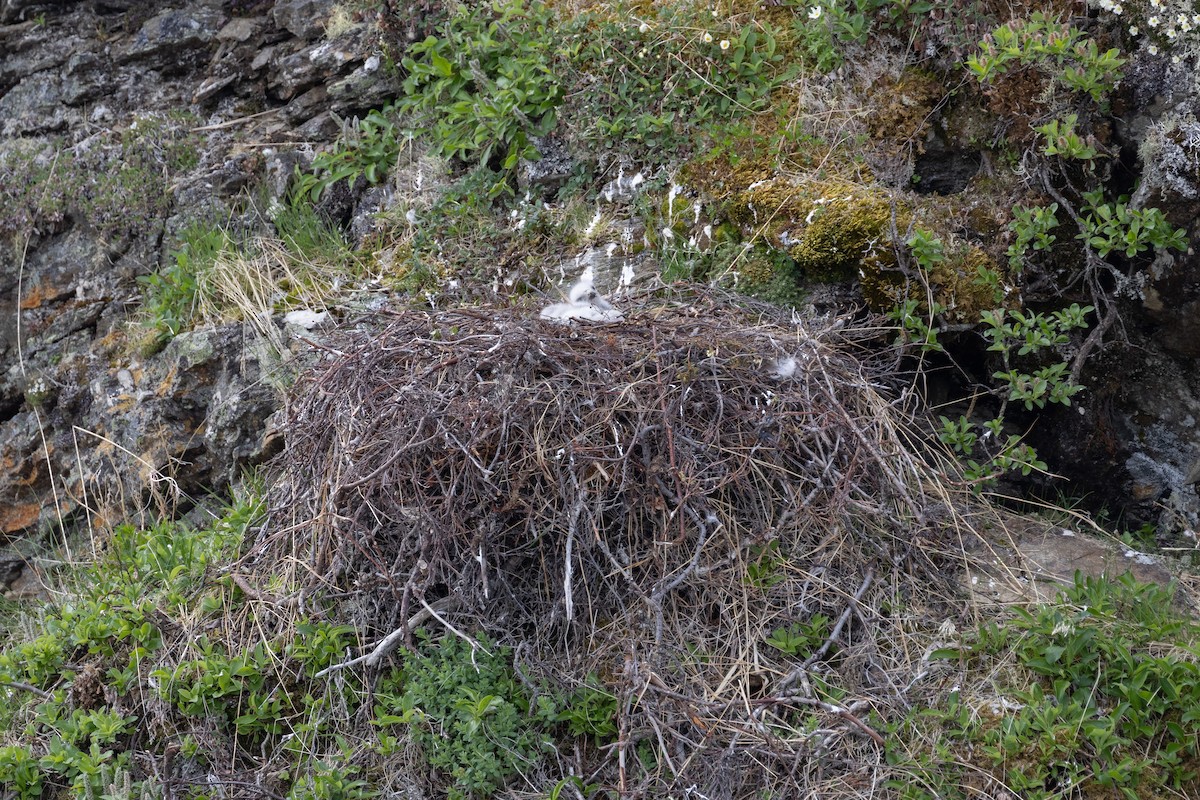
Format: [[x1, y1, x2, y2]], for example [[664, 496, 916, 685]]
[[295, 105, 402, 201], [398, 0, 562, 170], [966, 13, 1125, 102], [962, 573, 1200, 798], [1078, 189, 1189, 259], [0, 745, 42, 800], [375, 631, 550, 799], [561, 4, 793, 157], [138, 222, 230, 343]]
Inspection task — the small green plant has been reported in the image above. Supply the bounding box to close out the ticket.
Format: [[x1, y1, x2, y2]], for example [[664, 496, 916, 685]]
[[982, 303, 1092, 409], [287, 758, 376, 800], [966, 14, 1125, 102], [139, 223, 230, 342], [888, 229, 947, 352], [1078, 189, 1189, 259], [0, 745, 42, 800], [792, 0, 879, 72], [890, 226, 1090, 485], [290, 620, 360, 676], [1007, 203, 1060, 272], [295, 105, 402, 201], [1035, 115, 1097, 160], [745, 540, 786, 589], [560, 4, 793, 158], [375, 631, 550, 799], [544, 674, 619, 746], [938, 572, 1200, 799], [765, 614, 832, 656]]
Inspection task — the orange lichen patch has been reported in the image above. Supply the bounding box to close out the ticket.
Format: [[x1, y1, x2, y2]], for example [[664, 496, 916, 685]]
[[0, 451, 43, 488], [104, 397, 136, 415], [18, 281, 76, 311], [156, 364, 178, 397], [0, 503, 41, 534], [18, 281, 71, 310]]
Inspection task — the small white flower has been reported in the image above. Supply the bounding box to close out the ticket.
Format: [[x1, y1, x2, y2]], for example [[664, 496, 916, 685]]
[[719, 38, 730, 50], [1172, 54, 1181, 64], [1112, 3, 1122, 14], [808, 4, 822, 18], [639, 21, 649, 33], [1148, 15, 1159, 27], [1149, 0, 1160, 6], [1128, 25, 1138, 35], [711, 8, 719, 17], [1166, 27, 1177, 38], [1148, 43, 1159, 55], [703, 31, 713, 43]]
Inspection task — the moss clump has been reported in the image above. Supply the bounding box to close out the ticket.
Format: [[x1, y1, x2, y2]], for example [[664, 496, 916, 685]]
[[930, 245, 1004, 324], [863, 67, 946, 149], [736, 246, 806, 307], [787, 184, 899, 282]]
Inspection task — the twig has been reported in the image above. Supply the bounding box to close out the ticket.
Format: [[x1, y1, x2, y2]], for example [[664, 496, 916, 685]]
[[0, 680, 52, 699], [229, 573, 294, 606], [779, 568, 875, 691], [1069, 301, 1118, 386], [781, 695, 886, 746], [644, 675, 886, 747], [314, 596, 454, 677], [189, 108, 283, 131]]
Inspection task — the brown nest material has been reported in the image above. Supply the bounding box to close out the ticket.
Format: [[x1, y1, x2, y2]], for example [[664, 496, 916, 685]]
[[253, 287, 986, 797]]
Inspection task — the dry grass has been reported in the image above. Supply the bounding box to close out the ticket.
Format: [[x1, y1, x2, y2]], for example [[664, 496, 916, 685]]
[[195, 238, 348, 355], [248, 285, 1006, 797]]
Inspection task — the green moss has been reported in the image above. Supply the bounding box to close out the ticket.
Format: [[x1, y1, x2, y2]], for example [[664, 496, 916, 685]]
[[787, 185, 897, 282], [739, 247, 806, 306], [863, 67, 946, 149], [930, 245, 1004, 324]]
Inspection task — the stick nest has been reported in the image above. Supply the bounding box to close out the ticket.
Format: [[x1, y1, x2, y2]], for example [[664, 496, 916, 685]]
[[257, 288, 983, 797]]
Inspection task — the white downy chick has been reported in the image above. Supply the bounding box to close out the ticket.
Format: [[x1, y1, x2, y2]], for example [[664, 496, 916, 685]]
[[540, 269, 624, 323]]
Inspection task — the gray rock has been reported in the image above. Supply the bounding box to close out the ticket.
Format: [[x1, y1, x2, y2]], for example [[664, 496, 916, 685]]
[[121, 6, 225, 68], [518, 136, 576, 195], [0, 0, 69, 25], [964, 519, 1190, 608], [272, 0, 335, 40], [0, 25, 77, 86], [269, 30, 368, 101], [0, 70, 73, 136], [217, 15, 260, 43], [328, 58, 402, 113], [282, 85, 329, 122]]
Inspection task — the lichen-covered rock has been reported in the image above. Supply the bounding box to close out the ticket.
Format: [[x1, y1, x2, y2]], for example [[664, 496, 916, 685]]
[[272, 0, 336, 40], [269, 25, 372, 102], [120, 6, 225, 70], [0, 324, 282, 539], [0, 70, 73, 136], [0, 0, 388, 542]]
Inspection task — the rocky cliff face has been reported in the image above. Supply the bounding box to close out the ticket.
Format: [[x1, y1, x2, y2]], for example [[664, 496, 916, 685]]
[[2, 0, 1200, 571], [0, 0, 390, 556]]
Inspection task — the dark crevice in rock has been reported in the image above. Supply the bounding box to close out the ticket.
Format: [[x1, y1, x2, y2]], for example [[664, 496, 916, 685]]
[[0, 393, 22, 424], [911, 146, 982, 195]]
